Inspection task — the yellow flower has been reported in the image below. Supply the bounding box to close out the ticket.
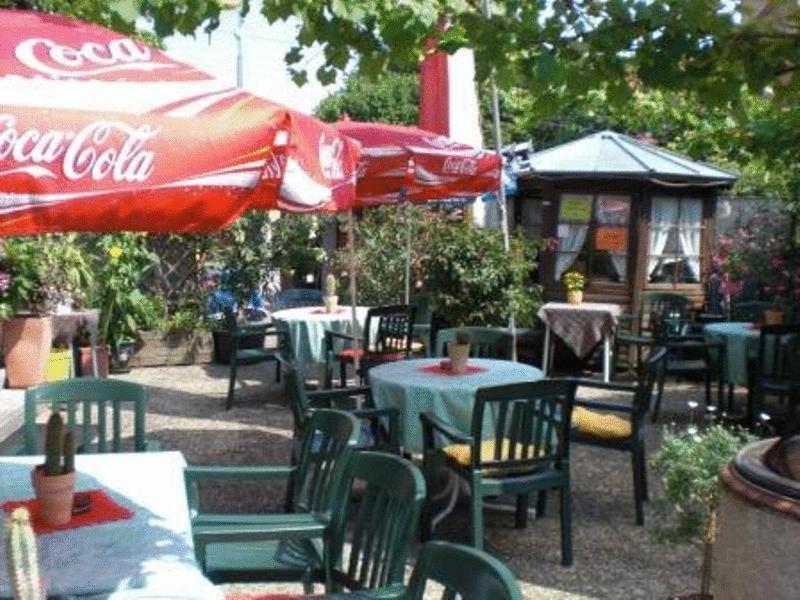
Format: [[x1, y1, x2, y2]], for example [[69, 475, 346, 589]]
[[108, 246, 123, 260]]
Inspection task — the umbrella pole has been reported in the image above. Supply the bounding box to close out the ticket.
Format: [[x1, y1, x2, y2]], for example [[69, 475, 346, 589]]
[[403, 192, 412, 305], [482, 0, 516, 361], [348, 209, 361, 379]]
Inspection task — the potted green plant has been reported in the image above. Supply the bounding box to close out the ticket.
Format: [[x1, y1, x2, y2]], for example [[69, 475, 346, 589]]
[[31, 412, 76, 527], [448, 327, 472, 374], [1, 239, 53, 389], [323, 273, 338, 313], [562, 271, 586, 304], [652, 420, 754, 599]]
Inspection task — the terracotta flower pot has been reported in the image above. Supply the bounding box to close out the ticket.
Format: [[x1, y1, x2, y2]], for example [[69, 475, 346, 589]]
[[31, 465, 75, 527], [2, 315, 52, 389], [566, 290, 583, 305], [323, 295, 339, 313], [78, 346, 109, 378], [448, 342, 470, 374]]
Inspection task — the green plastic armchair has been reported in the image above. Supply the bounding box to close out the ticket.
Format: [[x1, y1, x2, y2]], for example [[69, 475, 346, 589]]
[[404, 541, 522, 600], [279, 355, 400, 456], [185, 409, 360, 590], [434, 327, 512, 359], [23, 378, 157, 454], [325, 451, 426, 597], [421, 379, 576, 565]]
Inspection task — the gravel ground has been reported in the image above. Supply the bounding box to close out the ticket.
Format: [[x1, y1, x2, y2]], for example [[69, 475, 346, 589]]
[[26, 362, 714, 599]]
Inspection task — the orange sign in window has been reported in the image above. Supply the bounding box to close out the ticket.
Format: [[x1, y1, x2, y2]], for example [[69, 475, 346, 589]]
[[595, 227, 628, 252]]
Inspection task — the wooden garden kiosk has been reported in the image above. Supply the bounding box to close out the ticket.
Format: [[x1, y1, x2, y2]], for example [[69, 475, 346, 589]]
[[513, 131, 737, 313]]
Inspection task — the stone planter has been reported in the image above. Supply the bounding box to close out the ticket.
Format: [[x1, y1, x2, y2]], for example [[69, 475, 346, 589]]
[[2, 314, 52, 389], [130, 330, 214, 367], [712, 437, 800, 600]]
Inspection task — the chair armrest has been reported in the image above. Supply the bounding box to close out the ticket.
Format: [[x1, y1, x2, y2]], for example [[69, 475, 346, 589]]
[[192, 515, 329, 545], [571, 378, 639, 394], [185, 465, 295, 482], [420, 412, 472, 445], [349, 583, 406, 599], [665, 339, 724, 351], [615, 333, 654, 346], [324, 330, 361, 344]]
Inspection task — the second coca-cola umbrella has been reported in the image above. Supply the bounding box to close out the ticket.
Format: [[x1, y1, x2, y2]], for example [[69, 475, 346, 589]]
[[0, 10, 360, 236], [333, 120, 501, 308]]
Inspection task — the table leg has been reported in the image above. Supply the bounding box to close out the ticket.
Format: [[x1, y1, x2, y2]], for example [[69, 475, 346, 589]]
[[90, 332, 98, 376], [542, 325, 551, 377], [603, 335, 611, 383]]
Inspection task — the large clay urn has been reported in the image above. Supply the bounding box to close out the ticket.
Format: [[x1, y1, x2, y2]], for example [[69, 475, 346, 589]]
[[2, 314, 52, 388]]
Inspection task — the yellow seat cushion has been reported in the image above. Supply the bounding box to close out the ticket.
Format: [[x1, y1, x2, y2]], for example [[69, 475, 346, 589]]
[[571, 406, 632, 440], [442, 438, 539, 476]]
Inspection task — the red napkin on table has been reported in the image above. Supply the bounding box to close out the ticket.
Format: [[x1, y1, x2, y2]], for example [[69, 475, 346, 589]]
[[418, 362, 488, 376], [2, 489, 133, 535]]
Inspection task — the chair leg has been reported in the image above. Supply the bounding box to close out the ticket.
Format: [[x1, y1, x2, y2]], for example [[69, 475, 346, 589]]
[[515, 493, 530, 529], [536, 491, 547, 519], [704, 370, 712, 409], [559, 486, 573, 567], [226, 362, 238, 411], [652, 371, 666, 422], [632, 449, 645, 526], [275, 358, 281, 383], [339, 361, 347, 388], [469, 488, 484, 551], [640, 448, 649, 502]]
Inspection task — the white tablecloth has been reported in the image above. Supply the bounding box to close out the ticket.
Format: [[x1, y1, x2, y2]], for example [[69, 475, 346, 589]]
[[0, 452, 221, 600]]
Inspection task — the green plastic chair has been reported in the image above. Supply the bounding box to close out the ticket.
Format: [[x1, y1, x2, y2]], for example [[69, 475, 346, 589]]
[[570, 348, 666, 526], [421, 379, 576, 565], [325, 451, 426, 595], [23, 378, 155, 454], [225, 308, 289, 410], [434, 327, 512, 359], [279, 355, 400, 456], [186, 409, 360, 590], [405, 541, 522, 600]]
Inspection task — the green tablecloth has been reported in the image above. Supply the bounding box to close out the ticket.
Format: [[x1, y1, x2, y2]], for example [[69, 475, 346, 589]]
[[369, 358, 543, 453], [272, 306, 368, 366], [704, 322, 759, 386]]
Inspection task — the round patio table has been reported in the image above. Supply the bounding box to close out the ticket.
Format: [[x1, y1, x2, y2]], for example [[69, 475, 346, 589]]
[[704, 322, 759, 386], [369, 358, 543, 454], [272, 306, 368, 366]]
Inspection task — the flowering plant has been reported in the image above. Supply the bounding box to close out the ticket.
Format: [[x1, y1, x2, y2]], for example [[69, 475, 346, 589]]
[[562, 270, 586, 292], [713, 212, 800, 313], [0, 241, 11, 321]]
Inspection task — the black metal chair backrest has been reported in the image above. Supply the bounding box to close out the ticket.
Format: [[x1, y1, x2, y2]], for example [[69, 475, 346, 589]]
[[757, 324, 800, 380], [731, 300, 772, 323], [470, 379, 576, 474], [364, 304, 416, 355], [641, 292, 692, 336]]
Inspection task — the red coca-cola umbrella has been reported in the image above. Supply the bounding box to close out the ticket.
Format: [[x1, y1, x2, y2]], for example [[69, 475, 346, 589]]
[[0, 10, 360, 236], [333, 120, 500, 205]]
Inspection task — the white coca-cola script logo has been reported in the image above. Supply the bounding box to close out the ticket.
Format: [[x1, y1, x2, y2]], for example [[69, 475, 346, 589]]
[[442, 156, 478, 176], [319, 135, 345, 180], [423, 135, 461, 150], [0, 115, 158, 183], [15, 37, 176, 78]]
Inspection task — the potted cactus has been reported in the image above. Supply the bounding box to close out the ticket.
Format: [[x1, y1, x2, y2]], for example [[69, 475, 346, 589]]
[[30, 412, 75, 527], [448, 327, 472, 374], [5, 507, 43, 600], [323, 273, 338, 313]]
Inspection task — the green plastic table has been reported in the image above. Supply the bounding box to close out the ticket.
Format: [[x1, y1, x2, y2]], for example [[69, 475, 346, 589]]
[[272, 306, 368, 366], [704, 322, 759, 386], [369, 358, 544, 454]]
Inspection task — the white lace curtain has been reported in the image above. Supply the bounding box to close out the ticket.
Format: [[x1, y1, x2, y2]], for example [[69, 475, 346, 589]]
[[554, 223, 588, 281], [648, 198, 679, 278], [679, 199, 702, 281]]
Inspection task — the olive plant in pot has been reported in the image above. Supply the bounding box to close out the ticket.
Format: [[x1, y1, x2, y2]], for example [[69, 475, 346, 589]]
[[562, 271, 586, 304], [652, 416, 755, 599], [31, 412, 76, 527], [448, 328, 472, 374]]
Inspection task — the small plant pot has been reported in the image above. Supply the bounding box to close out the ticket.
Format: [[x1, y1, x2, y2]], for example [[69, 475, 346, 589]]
[[31, 465, 75, 527], [78, 346, 109, 378], [763, 309, 783, 325], [448, 343, 470, 374], [323, 295, 339, 313], [110, 340, 135, 373], [566, 290, 583, 304]]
